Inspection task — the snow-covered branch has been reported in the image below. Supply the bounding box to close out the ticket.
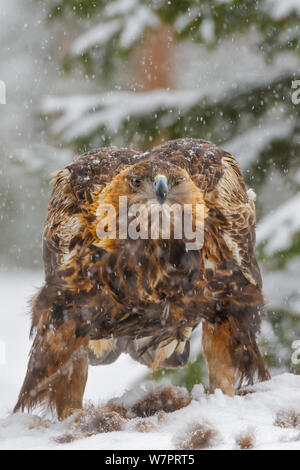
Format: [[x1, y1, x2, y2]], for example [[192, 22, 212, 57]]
[[71, 0, 160, 56], [257, 194, 300, 255], [42, 89, 203, 141]]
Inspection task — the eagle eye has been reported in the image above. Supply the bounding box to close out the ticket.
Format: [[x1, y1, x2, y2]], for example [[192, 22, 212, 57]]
[[129, 175, 143, 189], [174, 175, 185, 186]]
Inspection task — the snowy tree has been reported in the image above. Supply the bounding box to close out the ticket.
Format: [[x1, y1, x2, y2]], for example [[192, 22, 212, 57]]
[[0, 0, 93, 268], [38, 0, 300, 382]]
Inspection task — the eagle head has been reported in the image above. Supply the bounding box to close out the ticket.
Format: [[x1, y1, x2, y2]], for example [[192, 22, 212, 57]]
[[93, 158, 206, 249], [116, 160, 203, 205]]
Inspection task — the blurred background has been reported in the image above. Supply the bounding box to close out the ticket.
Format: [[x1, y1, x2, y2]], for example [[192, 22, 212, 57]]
[[1, 0, 300, 388]]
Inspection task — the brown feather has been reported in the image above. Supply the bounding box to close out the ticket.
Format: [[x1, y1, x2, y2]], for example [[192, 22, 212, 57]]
[[15, 138, 269, 419]]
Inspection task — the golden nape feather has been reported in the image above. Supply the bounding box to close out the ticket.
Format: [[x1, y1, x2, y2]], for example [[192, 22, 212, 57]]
[[15, 138, 269, 420]]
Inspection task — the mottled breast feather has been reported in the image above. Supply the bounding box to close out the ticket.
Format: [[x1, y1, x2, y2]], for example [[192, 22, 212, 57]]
[[40, 138, 264, 375], [15, 139, 270, 421]]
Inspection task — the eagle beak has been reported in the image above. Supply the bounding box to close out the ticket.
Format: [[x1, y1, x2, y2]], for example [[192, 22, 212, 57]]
[[154, 174, 168, 204]]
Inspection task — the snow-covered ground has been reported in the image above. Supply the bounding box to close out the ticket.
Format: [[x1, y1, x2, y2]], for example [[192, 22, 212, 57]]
[[1, 271, 300, 450]]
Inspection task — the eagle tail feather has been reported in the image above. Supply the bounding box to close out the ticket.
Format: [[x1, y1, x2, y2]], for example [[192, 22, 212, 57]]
[[14, 318, 89, 420], [228, 316, 270, 388]]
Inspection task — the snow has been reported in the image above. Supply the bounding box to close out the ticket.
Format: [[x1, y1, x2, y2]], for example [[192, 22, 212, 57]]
[[178, 30, 298, 97], [265, 0, 300, 19], [71, 1, 159, 55], [257, 194, 300, 255], [1, 271, 300, 450], [71, 20, 121, 55], [0, 271, 147, 427], [200, 18, 215, 44], [263, 257, 300, 316], [42, 90, 204, 142], [175, 8, 200, 34], [225, 116, 292, 170], [104, 0, 137, 17], [247, 188, 256, 202], [119, 5, 159, 49], [43, 29, 299, 148]]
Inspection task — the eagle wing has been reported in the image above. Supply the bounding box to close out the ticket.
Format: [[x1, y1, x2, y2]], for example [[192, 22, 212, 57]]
[[42, 147, 141, 277], [150, 139, 266, 385], [36, 147, 145, 367], [212, 152, 261, 288], [152, 138, 261, 288]]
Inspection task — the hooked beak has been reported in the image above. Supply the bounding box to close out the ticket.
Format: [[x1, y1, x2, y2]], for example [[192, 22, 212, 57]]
[[154, 174, 168, 204]]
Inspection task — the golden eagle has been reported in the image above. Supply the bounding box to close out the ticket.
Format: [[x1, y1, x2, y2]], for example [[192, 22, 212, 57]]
[[15, 138, 269, 420]]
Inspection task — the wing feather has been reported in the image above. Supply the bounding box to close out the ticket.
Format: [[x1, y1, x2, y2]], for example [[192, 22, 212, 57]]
[[213, 153, 261, 287], [43, 147, 141, 277], [152, 139, 261, 287]]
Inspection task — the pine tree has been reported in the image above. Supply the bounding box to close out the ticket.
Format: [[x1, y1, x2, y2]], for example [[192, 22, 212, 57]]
[[41, 0, 300, 385]]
